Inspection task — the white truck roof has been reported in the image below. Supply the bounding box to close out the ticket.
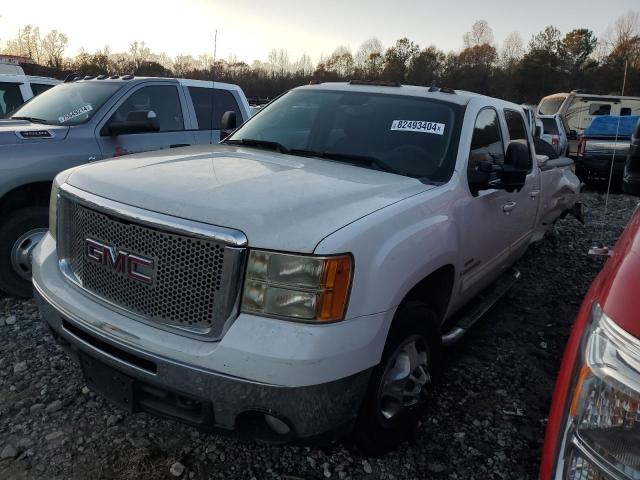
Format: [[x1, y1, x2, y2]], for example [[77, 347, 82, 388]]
[[298, 82, 522, 109]]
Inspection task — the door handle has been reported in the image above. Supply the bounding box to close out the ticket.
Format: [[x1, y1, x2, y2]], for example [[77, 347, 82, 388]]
[[530, 190, 540, 199], [170, 144, 191, 148], [502, 201, 517, 214]]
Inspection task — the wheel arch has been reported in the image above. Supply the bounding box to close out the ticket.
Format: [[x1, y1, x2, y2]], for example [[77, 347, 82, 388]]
[[398, 264, 455, 327], [0, 181, 53, 219]]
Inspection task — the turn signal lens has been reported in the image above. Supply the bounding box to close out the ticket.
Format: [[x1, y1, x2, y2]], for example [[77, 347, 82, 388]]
[[241, 251, 352, 322]]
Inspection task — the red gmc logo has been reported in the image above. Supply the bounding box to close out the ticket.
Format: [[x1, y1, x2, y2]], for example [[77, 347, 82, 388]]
[[85, 237, 155, 285]]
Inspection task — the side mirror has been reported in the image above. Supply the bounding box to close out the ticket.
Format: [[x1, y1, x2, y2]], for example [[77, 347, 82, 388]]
[[102, 110, 160, 136], [220, 110, 237, 140], [467, 155, 495, 194], [567, 129, 578, 140], [498, 142, 529, 192]]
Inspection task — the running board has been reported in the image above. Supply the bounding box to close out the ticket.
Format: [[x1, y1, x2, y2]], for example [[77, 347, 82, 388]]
[[441, 268, 521, 346]]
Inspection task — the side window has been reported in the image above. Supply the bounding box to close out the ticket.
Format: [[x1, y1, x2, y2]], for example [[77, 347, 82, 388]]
[[589, 103, 611, 116], [108, 85, 184, 132], [30, 83, 54, 96], [504, 109, 532, 171], [468, 108, 504, 180], [621, 107, 631, 116], [0, 82, 24, 117], [188, 87, 242, 130]]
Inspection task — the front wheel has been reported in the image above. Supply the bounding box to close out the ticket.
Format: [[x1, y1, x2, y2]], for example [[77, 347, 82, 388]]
[[0, 207, 48, 298], [353, 301, 441, 456]]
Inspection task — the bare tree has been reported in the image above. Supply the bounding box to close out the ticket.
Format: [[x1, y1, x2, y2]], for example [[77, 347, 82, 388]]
[[292, 53, 313, 75], [128, 41, 151, 70], [172, 54, 196, 77], [41, 30, 68, 68], [500, 31, 524, 67], [3, 25, 43, 63], [326, 45, 354, 77], [354, 38, 383, 68], [606, 10, 640, 67], [268, 48, 290, 77], [463, 20, 494, 48]]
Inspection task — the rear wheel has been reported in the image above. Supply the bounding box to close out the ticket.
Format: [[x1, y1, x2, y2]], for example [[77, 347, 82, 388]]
[[353, 301, 441, 456], [0, 207, 48, 298]]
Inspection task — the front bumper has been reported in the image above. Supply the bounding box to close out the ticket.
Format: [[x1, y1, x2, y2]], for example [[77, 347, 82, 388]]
[[32, 234, 387, 439]]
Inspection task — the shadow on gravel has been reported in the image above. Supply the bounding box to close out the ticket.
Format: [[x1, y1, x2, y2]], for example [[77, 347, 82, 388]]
[[0, 192, 637, 480]]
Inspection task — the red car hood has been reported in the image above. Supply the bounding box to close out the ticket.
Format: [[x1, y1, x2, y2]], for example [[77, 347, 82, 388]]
[[598, 205, 640, 339]]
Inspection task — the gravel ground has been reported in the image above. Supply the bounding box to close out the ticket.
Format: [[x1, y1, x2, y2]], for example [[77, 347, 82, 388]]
[[0, 191, 638, 480]]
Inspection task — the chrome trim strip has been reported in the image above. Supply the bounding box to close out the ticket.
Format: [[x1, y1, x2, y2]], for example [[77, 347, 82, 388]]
[[59, 183, 248, 247]]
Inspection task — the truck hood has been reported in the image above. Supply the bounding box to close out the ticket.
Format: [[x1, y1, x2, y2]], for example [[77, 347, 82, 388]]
[[67, 144, 432, 252], [0, 119, 70, 145]]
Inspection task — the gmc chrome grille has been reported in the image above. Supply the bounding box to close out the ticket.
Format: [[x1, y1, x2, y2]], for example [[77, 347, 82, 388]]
[[56, 187, 246, 340]]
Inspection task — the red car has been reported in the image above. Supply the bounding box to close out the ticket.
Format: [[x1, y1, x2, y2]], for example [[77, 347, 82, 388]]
[[540, 207, 640, 479]]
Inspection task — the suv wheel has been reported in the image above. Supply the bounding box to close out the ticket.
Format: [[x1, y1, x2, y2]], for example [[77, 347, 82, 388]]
[[353, 301, 441, 456], [0, 207, 48, 298]]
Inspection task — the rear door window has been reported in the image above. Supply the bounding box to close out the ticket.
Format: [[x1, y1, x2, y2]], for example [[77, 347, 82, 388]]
[[188, 87, 242, 130], [108, 85, 184, 132], [0, 82, 24, 117]]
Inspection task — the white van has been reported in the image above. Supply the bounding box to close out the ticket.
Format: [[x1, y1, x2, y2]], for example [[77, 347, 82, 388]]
[[0, 56, 60, 117], [537, 91, 640, 156]]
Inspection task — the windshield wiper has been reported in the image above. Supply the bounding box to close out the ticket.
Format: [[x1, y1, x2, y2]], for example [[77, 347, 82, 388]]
[[289, 149, 439, 184], [10, 116, 51, 125], [313, 151, 405, 176], [225, 138, 290, 154]]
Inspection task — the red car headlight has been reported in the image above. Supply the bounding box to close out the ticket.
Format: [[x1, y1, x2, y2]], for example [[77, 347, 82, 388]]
[[552, 303, 640, 479]]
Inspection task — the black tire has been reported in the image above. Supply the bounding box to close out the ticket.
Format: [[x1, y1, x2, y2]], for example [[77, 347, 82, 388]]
[[0, 207, 49, 298], [353, 300, 441, 456]]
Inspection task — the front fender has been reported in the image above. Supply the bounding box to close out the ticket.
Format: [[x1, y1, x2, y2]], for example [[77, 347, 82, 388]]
[[314, 185, 460, 320]]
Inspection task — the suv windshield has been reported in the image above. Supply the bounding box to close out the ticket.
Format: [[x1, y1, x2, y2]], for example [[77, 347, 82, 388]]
[[10, 82, 122, 126], [226, 88, 462, 182]]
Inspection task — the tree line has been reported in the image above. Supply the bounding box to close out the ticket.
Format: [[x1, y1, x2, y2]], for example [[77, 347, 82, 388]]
[[2, 12, 640, 103]]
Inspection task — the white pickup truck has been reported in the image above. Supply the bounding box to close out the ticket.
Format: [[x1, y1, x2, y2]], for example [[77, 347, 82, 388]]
[[32, 81, 581, 454], [0, 58, 60, 117]]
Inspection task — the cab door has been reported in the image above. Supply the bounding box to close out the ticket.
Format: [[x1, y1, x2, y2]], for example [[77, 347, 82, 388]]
[[95, 82, 195, 159], [458, 107, 513, 298], [501, 109, 540, 262]]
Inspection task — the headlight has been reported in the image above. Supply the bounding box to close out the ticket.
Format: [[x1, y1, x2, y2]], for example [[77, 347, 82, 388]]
[[241, 250, 352, 322], [48, 169, 75, 240], [557, 303, 640, 479]]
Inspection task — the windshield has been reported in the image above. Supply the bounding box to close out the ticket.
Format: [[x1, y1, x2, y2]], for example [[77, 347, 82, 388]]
[[10, 82, 122, 125], [538, 96, 566, 115], [226, 89, 462, 182]]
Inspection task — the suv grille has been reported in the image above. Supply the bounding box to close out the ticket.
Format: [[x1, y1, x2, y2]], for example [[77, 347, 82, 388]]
[[56, 194, 245, 339]]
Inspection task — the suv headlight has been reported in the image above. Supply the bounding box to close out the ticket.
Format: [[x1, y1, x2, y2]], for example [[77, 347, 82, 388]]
[[241, 250, 352, 322], [557, 303, 640, 479]]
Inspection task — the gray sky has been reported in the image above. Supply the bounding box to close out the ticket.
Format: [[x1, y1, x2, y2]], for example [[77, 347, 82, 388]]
[[1, 0, 638, 63]]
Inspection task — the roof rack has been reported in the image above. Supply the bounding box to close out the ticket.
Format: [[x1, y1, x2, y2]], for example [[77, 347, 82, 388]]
[[348, 79, 401, 87]]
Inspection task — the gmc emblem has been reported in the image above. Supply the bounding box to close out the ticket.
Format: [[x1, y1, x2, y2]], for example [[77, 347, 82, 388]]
[[85, 237, 155, 285]]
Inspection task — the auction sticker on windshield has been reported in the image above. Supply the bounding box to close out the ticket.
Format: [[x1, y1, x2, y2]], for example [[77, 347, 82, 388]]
[[58, 105, 93, 123], [391, 120, 445, 135]]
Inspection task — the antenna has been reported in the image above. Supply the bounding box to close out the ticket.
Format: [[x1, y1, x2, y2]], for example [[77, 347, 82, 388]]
[[209, 29, 218, 145], [589, 61, 628, 256]]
